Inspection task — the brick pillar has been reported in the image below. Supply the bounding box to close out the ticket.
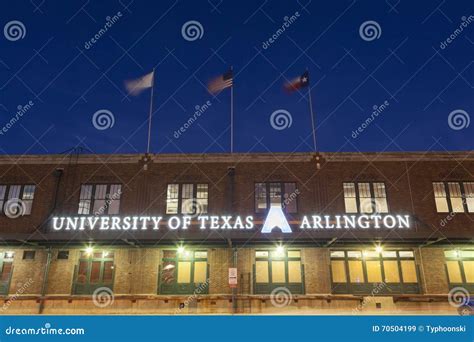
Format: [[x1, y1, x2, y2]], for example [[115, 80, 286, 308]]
[[46, 249, 78, 294], [419, 247, 449, 294], [237, 248, 254, 294], [208, 248, 232, 294], [303, 248, 331, 294]]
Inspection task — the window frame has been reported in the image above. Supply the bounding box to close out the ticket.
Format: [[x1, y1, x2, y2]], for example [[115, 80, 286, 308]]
[[0, 184, 36, 216], [433, 181, 473, 213], [330, 249, 419, 295], [0, 252, 14, 295], [254, 182, 299, 214], [165, 183, 209, 215], [159, 249, 209, 295], [444, 249, 474, 292], [342, 181, 389, 214], [77, 183, 122, 215], [72, 250, 115, 295], [253, 249, 304, 294]]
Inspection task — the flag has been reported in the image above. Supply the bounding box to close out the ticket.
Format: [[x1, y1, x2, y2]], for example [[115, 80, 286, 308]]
[[207, 69, 233, 94], [125, 71, 154, 96], [284, 71, 309, 92]]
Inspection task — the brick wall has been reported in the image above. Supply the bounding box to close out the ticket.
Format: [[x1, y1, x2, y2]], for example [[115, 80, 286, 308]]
[[419, 248, 449, 294], [303, 248, 331, 294], [208, 248, 232, 294]]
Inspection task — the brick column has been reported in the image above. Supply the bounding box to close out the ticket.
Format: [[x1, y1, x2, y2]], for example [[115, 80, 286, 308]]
[[303, 248, 331, 294], [419, 247, 449, 294]]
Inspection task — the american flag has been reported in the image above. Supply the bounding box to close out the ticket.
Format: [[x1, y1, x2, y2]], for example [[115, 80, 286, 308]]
[[284, 71, 309, 92], [207, 69, 233, 94]]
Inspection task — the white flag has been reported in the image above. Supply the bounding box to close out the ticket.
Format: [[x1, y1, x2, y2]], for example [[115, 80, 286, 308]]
[[125, 71, 154, 96]]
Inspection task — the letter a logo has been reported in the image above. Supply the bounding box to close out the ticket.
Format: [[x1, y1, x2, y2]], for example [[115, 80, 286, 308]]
[[261, 206, 292, 233]]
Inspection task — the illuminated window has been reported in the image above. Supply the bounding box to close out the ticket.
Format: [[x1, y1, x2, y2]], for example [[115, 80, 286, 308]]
[[72, 250, 115, 295], [165, 184, 208, 215], [254, 182, 298, 213], [330, 250, 418, 294], [343, 182, 388, 214], [0, 184, 36, 216], [78, 184, 122, 215], [254, 249, 303, 294], [159, 250, 208, 294], [433, 182, 474, 213], [444, 250, 474, 288]]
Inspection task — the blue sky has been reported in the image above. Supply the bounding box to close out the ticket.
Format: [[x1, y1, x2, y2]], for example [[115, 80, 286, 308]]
[[0, 0, 473, 154]]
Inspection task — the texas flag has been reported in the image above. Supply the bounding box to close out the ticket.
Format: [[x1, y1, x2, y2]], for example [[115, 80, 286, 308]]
[[284, 71, 309, 92]]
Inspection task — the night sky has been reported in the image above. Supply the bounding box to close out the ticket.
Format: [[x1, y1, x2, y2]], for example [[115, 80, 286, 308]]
[[1, 0, 473, 155]]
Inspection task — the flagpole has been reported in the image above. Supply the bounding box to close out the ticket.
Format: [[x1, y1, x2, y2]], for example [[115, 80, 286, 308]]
[[146, 68, 155, 154], [307, 69, 317, 152], [230, 66, 234, 154]]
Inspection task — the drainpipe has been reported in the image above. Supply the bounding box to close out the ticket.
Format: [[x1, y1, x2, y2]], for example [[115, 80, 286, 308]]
[[38, 247, 52, 314]]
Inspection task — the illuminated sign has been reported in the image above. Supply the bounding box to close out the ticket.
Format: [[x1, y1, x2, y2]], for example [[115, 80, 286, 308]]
[[261, 206, 292, 233], [52, 213, 411, 232]]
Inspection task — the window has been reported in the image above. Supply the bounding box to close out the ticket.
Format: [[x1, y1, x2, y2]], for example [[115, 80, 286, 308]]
[[72, 250, 115, 294], [0, 185, 36, 216], [254, 249, 303, 294], [330, 250, 419, 294], [166, 184, 208, 215], [57, 250, 69, 260], [159, 250, 208, 294], [343, 182, 388, 213], [22, 251, 35, 260], [444, 250, 474, 290], [255, 182, 298, 213], [0, 252, 14, 295], [78, 184, 122, 215], [433, 182, 474, 213]]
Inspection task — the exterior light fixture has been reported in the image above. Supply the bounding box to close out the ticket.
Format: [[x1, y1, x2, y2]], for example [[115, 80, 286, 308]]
[[5, 251, 14, 259], [177, 246, 185, 254], [375, 245, 383, 254], [276, 245, 285, 255], [103, 251, 109, 257], [85, 246, 93, 255]]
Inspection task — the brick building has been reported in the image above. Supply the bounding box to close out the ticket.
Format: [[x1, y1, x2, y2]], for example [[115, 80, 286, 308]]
[[0, 151, 472, 314]]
